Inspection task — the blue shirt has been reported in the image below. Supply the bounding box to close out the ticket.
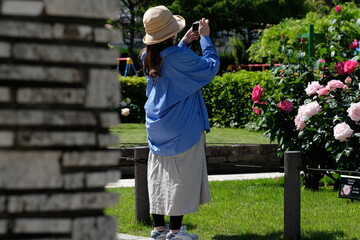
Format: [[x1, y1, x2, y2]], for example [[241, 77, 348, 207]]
[[144, 36, 220, 156]]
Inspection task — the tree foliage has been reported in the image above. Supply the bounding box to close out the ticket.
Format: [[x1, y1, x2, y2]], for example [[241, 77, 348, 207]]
[[247, 1, 360, 63], [108, 0, 308, 59]]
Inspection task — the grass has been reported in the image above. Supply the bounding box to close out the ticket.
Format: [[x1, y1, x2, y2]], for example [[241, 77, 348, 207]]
[[110, 123, 272, 147], [106, 178, 360, 240]]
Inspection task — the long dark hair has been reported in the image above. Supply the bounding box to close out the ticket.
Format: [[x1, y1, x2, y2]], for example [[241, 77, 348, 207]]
[[139, 38, 174, 78]]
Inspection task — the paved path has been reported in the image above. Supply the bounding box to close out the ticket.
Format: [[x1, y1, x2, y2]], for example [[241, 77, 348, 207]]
[[106, 172, 284, 188], [108, 172, 284, 240]]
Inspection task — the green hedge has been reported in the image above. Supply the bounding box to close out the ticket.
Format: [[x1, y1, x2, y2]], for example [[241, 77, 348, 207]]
[[118, 71, 274, 127], [118, 76, 147, 123], [202, 70, 273, 128]]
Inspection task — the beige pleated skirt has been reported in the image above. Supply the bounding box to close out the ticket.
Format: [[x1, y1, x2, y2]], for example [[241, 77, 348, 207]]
[[147, 132, 211, 216]]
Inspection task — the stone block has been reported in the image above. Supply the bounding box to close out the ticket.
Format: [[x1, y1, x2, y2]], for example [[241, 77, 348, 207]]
[[94, 28, 122, 43], [0, 87, 11, 102], [0, 64, 83, 83], [0, 110, 96, 126], [119, 147, 135, 158], [85, 69, 120, 108], [206, 145, 230, 157], [86, 170, 121, 188], [17, 131, 96, 147], [62, 151, 119, 167], [0, 131, 14, 147], [0, 41, 11, 57], [100, 112, 120, 128], [230, 145, 261, 156], [63, 173, 84, 189], [98, 134, 119, 148], [13, 218, 71, 234], [13, 43, 118, 65], [259, 144, 278, 154], [0, 220, 6, 234], [8, 192, 118, 212], [17, 88, 85, 105], [0, 20, 52, 38], [44, 0, 118, 19], [72, 216, 117, 240], [0, 151, 62, 189], [53, 23, 93, 41], [207, 156, 227, 164], [1, 0, 44, 16], [0, 196, 6, 212]]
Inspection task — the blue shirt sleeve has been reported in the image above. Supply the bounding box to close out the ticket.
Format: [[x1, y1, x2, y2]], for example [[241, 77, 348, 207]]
[[166, 36, 220, 99]]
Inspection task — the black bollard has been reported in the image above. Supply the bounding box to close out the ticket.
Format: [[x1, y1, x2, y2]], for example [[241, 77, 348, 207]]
[[284, 151, 301, 240], [134, 146, 150, 222]]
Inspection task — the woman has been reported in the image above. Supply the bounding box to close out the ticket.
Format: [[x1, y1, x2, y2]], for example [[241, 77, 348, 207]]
[[139, 5, 220, 240]]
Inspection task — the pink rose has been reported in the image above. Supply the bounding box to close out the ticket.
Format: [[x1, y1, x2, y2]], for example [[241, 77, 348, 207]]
[[345, 76, 352, 85], [333, 123, 354, 142], [278, 100, 293, 112], [317, 87, 330, 96], [344, 60, 358, 74], [305, 81, 322, 96], [334, 62, 345, 75], [252, 84, 263, 102], [347, 102, 360, 122], [252, 107, 262, 116], [294, 115, 306, 131], [298, 101, 321, 118], [320, 59, 326, 63], [326, 80, 344, 91], [349, 39, 359, 50], [334, 5, 341, 13]]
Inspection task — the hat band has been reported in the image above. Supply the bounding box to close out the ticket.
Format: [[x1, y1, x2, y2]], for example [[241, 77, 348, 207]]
[[146, 15, 173, 34]]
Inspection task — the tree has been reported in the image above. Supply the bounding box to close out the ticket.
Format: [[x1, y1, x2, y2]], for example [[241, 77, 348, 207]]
[[109, 0, 308, 62]]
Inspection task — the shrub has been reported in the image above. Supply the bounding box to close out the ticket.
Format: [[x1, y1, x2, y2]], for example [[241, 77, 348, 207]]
[[117, 76, 147, 123], [250, 3, 360, 189], [115, 71, 275, 127], [247, 2, 360, 63], [202, 70, 274, 128]]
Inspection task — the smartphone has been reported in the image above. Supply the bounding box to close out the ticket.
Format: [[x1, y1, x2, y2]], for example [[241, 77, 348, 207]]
[[192, 21, 199, 32]]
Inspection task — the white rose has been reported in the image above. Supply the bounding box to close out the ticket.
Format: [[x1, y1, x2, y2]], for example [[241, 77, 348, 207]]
[[121, 108, 130, 116], [333, 123, 354, 142]]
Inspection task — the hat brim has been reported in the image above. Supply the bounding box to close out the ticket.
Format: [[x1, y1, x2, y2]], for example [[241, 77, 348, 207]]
[[143, 15, 185, 45]]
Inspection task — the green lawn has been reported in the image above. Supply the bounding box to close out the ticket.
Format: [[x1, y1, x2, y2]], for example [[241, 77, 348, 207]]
[[106, 178, 360, 240], [110, 123, 272, 147]]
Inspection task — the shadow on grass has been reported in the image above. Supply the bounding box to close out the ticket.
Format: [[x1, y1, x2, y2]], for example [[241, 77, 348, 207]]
[[212, 232, 282, 240], [213, 230, 348, 240]]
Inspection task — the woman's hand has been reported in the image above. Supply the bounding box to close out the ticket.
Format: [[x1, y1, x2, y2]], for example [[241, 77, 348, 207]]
[[199, 18, 210, 38], [180, 27, 199, 45]]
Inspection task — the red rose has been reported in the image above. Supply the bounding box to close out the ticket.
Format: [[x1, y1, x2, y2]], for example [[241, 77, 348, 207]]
[[334, 5, 341, 13], [251, 84, 263, 102], [278, 100, 293, 112], [344, 60, 358, 74], [349, 39, 359, 50], [334, 61, 345, 75]]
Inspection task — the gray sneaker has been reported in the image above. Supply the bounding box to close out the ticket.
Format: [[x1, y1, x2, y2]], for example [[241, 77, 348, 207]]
[[150, 228, 169, 240], [166, 226, 198, 240]]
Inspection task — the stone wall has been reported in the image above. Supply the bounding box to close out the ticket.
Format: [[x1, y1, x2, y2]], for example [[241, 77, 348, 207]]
[[0, 0, 122, 239], [118, 144, 280, 178]]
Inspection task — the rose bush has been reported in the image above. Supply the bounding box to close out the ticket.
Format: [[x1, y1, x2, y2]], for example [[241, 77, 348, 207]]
[[251, 4, 360, 189]]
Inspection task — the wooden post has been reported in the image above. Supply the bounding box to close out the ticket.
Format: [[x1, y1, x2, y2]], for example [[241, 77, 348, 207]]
[[284, 151, 301, 240], [134, 146, 150, 222]]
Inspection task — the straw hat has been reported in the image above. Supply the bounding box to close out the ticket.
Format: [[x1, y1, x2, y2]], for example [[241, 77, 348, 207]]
[[143, 5, 185, 45]]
